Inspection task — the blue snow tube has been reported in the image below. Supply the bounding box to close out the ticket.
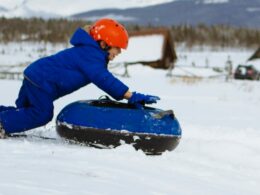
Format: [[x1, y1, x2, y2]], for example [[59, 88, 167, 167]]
[[56, 96, 182, 155]]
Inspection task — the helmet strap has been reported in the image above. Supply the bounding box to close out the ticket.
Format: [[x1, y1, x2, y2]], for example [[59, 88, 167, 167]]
[[97, 41, 111, 52], [104, 45, 111, 51]]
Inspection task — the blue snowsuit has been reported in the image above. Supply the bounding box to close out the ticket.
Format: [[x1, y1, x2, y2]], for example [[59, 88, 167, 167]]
[[0, 28, 129, 134]]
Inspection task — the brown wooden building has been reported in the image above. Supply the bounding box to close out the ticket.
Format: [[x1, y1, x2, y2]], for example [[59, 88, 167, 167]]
[[128, 28, 177, 69], [248, 47, 260, 61]]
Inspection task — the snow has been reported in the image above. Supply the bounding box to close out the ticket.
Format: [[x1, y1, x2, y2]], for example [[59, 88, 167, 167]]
[[84, 14, 137, 22], [0, 42, 66, 65], [172, 66, 225, 78], [247, 7, 260, 12], [246, 59, 260, 71], [176, 47, 253, 68], [197, 0, 229, 4], [1, 41, 260, 194], [114, 35, 164, 63]]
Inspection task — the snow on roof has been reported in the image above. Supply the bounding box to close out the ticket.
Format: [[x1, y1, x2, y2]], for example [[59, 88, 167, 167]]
[[113, 35, 164, 64]]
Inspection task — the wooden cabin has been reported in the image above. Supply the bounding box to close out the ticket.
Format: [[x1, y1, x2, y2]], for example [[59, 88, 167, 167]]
[[114, 28, 177, 70], [248, 47, 260, 61]]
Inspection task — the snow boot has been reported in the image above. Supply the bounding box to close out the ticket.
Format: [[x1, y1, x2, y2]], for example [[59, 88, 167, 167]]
[[0, 123, 7, 139]]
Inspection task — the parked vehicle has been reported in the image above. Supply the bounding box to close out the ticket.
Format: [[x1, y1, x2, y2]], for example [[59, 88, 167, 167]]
[[234, 65, 260, 80]]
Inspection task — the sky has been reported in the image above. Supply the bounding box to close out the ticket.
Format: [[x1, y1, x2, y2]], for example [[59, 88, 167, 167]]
[[0, 0, 175, 16]]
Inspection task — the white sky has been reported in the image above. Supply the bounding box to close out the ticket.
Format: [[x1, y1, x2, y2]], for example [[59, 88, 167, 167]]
[[0, 0, 175, 16]]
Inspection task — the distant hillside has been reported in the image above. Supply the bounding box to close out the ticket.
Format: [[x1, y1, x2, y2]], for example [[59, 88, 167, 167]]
[[72, 0, 260, 28]]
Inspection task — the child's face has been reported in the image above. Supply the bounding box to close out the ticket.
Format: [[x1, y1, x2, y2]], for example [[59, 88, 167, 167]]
[[107, 47, 121, 61]]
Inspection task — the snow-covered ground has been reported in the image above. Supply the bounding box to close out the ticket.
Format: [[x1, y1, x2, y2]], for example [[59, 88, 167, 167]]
[[0, 42, 66, 65], [0, 41, 255, 67], [0, 42, 260, 194]]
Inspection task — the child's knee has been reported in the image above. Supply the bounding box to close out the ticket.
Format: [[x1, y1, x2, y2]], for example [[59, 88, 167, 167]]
[[38, 110, 53, 125]]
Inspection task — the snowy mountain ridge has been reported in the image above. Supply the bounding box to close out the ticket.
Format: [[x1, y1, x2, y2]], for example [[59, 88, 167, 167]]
[[72, 0, 260, 28], [195, 0, 229, 4]]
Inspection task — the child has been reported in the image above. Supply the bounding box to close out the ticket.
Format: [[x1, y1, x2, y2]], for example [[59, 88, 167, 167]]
[[0, 18, 160, 138]]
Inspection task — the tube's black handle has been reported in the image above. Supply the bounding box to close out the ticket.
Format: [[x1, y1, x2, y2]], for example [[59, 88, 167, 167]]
[[152, 110, 175, 119], [98, 95, 112, 101]]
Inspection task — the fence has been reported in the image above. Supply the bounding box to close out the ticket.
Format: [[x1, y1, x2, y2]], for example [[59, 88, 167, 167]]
[[0, 63, 131, 81], [0, 65, 26, 80]]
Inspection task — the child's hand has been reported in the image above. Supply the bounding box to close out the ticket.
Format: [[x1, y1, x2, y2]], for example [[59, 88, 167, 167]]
[[128, 92, 160, 108]]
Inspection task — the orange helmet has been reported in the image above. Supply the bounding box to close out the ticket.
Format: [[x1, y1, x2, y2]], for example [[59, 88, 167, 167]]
[[90, 18, 129, 49]]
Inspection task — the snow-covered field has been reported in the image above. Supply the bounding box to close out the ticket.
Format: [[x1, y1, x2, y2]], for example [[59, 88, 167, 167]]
[[0, 43, 260, 195]]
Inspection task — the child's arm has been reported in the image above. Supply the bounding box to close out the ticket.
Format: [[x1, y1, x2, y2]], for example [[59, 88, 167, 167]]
[[75, 48, 160, 104]]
